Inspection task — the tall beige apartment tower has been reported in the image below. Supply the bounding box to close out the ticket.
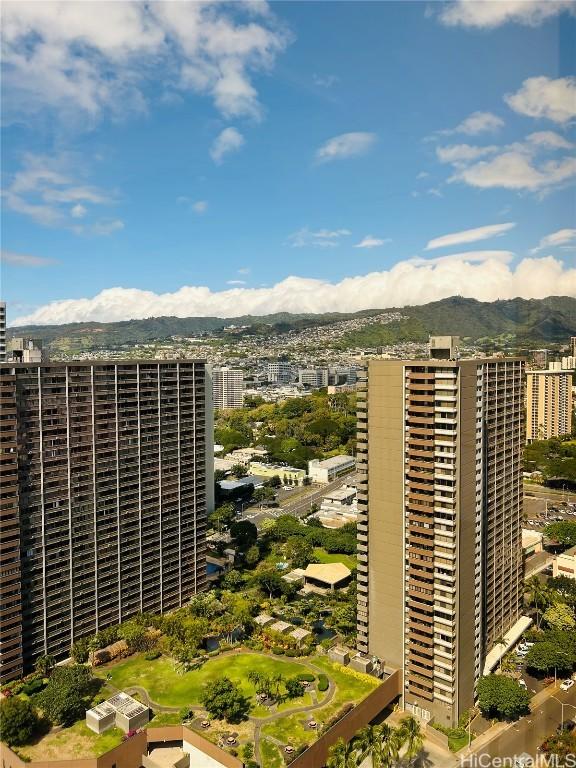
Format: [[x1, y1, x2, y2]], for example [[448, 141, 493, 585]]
[[356, 352, 524, 726], [212, 366, 244, 409], [0, 360, 213, 683], [526, 367, 573, 442]]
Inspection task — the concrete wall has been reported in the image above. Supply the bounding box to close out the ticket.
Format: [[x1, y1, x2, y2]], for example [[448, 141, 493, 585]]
[[288, 670, 401, 768]]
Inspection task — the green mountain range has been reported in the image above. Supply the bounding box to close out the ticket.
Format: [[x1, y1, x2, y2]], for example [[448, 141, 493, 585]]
[[7, 296, 576, 353]]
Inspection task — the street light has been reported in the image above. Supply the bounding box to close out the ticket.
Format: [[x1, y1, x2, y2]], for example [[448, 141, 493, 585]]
[[550, 696, 576, 731]]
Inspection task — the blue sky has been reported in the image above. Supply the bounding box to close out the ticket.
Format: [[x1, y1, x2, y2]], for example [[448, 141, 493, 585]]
[[1, 0, 575, 325]]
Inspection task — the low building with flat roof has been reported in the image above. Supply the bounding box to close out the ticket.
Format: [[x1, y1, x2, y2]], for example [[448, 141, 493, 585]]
[[308, 455, 355, 483], [249, 461, 306, 485], [522, 528, 544, 556], [553, 545, 576, 579]]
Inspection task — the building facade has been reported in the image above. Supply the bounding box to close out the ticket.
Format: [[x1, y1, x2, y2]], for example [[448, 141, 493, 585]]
[[308, 455, 356, 483], [267, 361, 294, 384], [526, 367, 573, 442], [356, 356, 524, 726], [298, 369, 329, 388], [0, 301, 6, 362], [0, 360, 213, 683], [212, 366, 243, 410]]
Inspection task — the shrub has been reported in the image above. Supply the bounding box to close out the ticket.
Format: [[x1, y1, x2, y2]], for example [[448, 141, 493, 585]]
[[145, 650, 161, 661], [317, 674, 329, 692], [0, 697, 42, 746], [285, 649, 298, 657], [271, 647, 285, 655], [208, 650, 220, 657], [22, 678, 45, 696], [297, 673, 315, 682], [320, 703, 354, 734]]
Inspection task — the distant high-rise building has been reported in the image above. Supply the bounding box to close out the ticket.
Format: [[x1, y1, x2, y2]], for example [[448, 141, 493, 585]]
[[356, 354, 524, 726], [298, 368, 329, 388], [0, 360, 213, 683], [526, 366, 573, 442], [267, 361, 294, 384], [571, 337, 576, 360], [9, 337, 45, 363], [428, 335, 460, 360], [532, 349, 549, 368], [0, 301, 6, 362], [212, 366, 243, 409]]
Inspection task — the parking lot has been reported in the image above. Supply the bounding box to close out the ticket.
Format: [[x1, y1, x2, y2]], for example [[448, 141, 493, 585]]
[[523, 495, 576, 530]]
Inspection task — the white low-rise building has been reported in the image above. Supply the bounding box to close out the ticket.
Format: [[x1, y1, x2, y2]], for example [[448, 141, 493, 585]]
[[553, 545, 576, 579], [308, 455, 355, 483]]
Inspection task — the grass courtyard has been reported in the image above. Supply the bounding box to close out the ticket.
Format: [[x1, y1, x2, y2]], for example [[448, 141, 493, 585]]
[[17, 721, 124, 762], [15, 650, 380, 763], [96, 650, 312, 709], [313, 547, 357, 570]]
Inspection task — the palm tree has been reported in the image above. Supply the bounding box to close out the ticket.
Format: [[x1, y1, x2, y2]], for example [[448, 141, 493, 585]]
[[381, 722, 403, 767], [326, 737, 360, 768], [354, 724, 387, 768], [526, 575, 550, 628], [35, 654, 55, 678], [494, 635, 507, 672], [399, 716, 423, 767], [248, 670, 263, 693]]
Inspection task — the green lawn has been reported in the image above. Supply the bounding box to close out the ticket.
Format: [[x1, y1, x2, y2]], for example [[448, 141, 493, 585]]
[[260, 739, 285, 768], [18, 721, 123, 761], [313, 548, 356, 570], [96, 651, 314, 710], [262, 657, 379, 749]]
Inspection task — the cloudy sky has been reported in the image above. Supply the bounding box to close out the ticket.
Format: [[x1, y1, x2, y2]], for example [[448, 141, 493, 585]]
[[2, 0, 576, 326]]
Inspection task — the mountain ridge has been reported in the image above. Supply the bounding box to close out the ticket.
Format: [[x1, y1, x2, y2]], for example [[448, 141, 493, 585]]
[[6, 296, 576, 352]]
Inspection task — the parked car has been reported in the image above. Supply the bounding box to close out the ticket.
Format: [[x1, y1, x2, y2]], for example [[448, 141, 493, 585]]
[[560, 679, 574, 691]]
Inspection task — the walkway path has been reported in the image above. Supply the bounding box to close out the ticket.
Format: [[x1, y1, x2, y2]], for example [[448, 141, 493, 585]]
[[102, 648, 339, 765]]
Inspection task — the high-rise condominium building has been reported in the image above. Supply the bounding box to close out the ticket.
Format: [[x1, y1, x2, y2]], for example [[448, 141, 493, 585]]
[[212, 366, 243, 409], [526, 366, 573, 442], [0, 360, 213, 683], [0, 301, 6, 362], [571, 337, 576, 359], [356, 354, 524, 726], [267, 361, 294, 384]]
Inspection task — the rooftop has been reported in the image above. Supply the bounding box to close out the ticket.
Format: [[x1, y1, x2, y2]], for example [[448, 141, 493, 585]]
[[304, 562, 351, 586], [310, 455, 354, 469]]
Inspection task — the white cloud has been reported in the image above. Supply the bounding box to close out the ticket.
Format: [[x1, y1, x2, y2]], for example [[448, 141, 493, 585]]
[[2, 152, 117, 231], [12, 256, 576, 326], [226, 280, 247, 285], [438, 1, 575, 28], [1, 2, 290, 124], [412, 250, 515, 266], [210, 127, 245, 164], [313, 73, 339, 88], [354, 236, 391, 249], [287, 228, 351, 248], [315, 132, 377, 163], [71, 204, 87, 219], [451, 111, 504, 135], [238, 267, 250, 275], [192, 200, 208, 214], [526, 131, 574, 150], [426, 223, 516, 251], [450, 151, 576, 191], [89, 219, 125, 236], [505, 76, 576, 124], [533, 228, 576, 252], [436, 144, 499, 163], [1, 249, 56, 267]]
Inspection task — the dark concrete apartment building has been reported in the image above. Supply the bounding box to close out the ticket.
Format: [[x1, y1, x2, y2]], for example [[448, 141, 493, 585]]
[[356, 354, 524, 726], [0, 361, 213, 683]]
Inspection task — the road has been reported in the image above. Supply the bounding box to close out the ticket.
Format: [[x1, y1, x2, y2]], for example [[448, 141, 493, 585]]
[[524, 483, 576, 503], [242, 472, 358, 529], [470, 682, 576, 760]]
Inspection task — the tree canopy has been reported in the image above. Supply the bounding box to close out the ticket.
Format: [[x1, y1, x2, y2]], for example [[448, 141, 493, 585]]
[[0, 698, 42, 746], [476, 675, 531, 721], [200, 678, 250, 723]]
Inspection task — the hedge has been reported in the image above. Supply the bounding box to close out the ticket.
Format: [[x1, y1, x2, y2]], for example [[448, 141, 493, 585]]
[[297, 673, 315, 682], [317, 674, 329, 692]]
